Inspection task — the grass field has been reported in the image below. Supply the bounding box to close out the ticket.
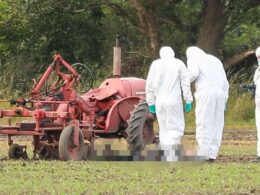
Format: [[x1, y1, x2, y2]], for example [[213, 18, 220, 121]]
[[0, 128, 259, 194]]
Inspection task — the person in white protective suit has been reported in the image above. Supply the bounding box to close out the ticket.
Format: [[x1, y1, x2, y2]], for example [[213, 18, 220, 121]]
[[146, 46, 193, 161], [186, 46, 229, 162], [253, 46, 260, 162]]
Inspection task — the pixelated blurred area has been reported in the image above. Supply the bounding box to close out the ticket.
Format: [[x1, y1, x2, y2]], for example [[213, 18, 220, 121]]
[[87, 139, 202, 161]]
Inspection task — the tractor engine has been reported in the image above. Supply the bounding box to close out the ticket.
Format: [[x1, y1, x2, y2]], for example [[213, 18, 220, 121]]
[[81, 77, 146, 133]]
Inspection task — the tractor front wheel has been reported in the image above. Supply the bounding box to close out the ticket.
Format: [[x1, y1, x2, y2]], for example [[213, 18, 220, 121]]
[[59, 126, 85, 161], [126, 101, 155, 151]]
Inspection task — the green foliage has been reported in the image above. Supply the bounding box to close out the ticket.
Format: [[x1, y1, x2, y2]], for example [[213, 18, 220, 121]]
[[158, 0, 203, 59], [221, 6, 260, 57], [0, 0, 121, 96], [0, 0, 259, 97]]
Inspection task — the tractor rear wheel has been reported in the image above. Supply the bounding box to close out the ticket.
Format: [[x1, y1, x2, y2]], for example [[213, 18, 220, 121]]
[[8, 144, 23, 159], [59, 126, 85, 161], [126, 101, 155, 151]]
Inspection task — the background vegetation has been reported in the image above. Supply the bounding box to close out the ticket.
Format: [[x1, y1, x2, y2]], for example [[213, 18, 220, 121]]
[[0, 0, 259, 124]]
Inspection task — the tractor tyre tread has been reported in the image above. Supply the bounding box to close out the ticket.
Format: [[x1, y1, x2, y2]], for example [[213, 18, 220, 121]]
[[126, 101, 154, 151], [59, 125, 85, 161]]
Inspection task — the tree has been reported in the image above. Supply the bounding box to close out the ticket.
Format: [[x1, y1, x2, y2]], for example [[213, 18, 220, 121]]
[[0, 0, 259, 97], [198, 0, 260, 69], [0, 0, 117, 96], [103, 0, 259, 69]]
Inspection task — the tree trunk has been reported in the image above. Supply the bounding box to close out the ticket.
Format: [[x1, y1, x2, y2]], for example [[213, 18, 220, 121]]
[[130, 0, 160, 57], [197, 0, 227, 56]]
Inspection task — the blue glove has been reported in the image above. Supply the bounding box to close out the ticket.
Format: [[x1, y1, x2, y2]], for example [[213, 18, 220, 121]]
[[149, 105, 156, 114], [185, 102, 192, 113]]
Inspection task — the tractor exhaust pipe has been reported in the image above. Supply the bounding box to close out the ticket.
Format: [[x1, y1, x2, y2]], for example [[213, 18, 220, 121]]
[[113, 35, 121, 77]]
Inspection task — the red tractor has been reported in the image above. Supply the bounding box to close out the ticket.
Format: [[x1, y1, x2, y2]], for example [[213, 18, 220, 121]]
[[0, 37, 156, 160]]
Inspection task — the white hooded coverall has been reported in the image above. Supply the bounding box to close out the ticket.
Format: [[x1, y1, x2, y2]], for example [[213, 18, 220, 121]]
[[146, 46, 193, 149], [254, 46, 260, 158], [186, 46, 229, 160]]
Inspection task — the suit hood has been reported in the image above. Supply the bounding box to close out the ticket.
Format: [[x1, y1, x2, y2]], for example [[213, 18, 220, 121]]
[[159, 46, 175, 59], [186, 46, 206, 59]]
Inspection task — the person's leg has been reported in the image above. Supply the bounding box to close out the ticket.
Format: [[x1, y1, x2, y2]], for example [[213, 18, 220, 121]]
[[158, 101, 184, 161], [195, 92, 215, 159], [165, 102, 185, 145], [155, 103, 170, 161], [156, 103, 168, 146], [209, 96, 225, 160]]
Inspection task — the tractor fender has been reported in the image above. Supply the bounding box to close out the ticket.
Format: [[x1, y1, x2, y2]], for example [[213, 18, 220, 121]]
[[105, 97, 141, 133]]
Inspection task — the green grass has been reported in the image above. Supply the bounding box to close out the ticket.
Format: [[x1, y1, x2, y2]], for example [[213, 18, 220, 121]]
[[0, 160, 259, 194], [0, 128, 259, 194]]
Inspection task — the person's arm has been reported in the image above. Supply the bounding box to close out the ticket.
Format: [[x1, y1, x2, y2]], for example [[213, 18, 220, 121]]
[[145, 61, 157, 106], [253, 68, 260, 99], [223, 76, 229, 103], [187, 57, 200, 82], [180, 62, 193, 103], [219, 61, 229, 103], [254, 67, 260, 84]]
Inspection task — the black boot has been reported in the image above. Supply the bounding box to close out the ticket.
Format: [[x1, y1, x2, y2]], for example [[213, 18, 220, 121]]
[[251, 156, 260, 163], [206, 158, 215, 163]]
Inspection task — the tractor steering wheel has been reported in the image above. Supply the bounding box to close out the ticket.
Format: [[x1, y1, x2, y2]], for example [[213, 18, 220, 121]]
[[72, 63, 94, 93]]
